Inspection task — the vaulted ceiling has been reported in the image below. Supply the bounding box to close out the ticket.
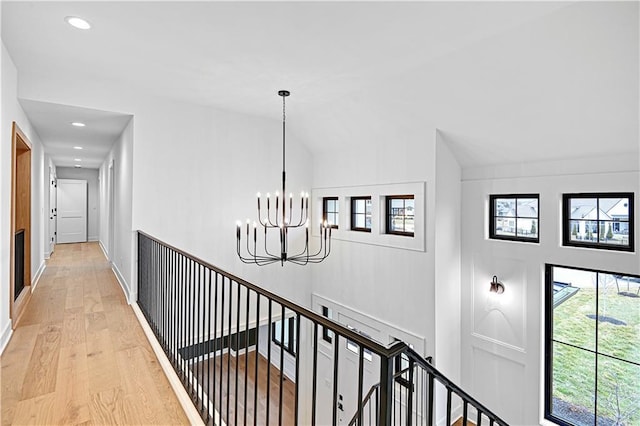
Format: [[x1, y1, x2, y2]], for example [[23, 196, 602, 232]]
[[2, 1, 638, 168]]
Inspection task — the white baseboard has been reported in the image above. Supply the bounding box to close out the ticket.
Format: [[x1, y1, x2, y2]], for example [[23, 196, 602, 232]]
[[0, 321, 13, 356], [132, 303, 207, 426], [31, 260, 46, 293], [111, 262, 131, 303], [98, 240, 109, 259], [89, 236, 99, 242]]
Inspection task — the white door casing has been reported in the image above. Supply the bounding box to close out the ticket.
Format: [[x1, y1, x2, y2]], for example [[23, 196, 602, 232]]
[[49, 171, 57, 252], [57, 179, 88, 244]]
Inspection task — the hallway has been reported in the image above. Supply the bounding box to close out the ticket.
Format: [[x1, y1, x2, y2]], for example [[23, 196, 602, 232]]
[[1, 243, 189, 425]]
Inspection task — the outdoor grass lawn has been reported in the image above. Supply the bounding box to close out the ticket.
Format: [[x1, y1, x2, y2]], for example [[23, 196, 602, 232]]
[[552, 279, 640, 425]]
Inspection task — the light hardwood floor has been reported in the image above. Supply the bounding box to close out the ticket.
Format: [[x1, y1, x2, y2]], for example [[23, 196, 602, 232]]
[[193, 352, 295, 426], [1, 242, 189, 425]]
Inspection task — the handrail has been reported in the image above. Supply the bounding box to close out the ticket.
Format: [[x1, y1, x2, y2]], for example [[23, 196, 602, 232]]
[[347, 383, 380, 426], [137, 230, 510, 426], [138, 231, 407, 359], [404, 347, 510, 426]]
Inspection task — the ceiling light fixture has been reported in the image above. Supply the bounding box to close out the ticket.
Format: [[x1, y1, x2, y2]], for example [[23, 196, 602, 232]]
[[73, 146, 83, 150], [65, 16, 91, 30], [236, 90, 332, 266], [71, 122, 86, 127], [74, 158, 82, 161], [74, 165, 82, 168]]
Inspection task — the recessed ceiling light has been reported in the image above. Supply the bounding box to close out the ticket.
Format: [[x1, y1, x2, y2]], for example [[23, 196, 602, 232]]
[[74, 158, 82, 161], [73, 146, 83, 150], [71, 122, 86, 127], [74, 165, 82, 168], [65, 16, 91, 30]]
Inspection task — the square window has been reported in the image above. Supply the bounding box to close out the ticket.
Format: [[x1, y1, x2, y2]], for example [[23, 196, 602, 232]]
[[351, 197, 372, 232], [489, 194, 539, 243], [386, 195, 414, 236], [323, 197, 339, 229], [562, 193, 634, 251]]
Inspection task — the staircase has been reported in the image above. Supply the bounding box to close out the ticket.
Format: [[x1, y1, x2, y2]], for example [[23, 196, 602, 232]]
[[137, 231, 509, 426]]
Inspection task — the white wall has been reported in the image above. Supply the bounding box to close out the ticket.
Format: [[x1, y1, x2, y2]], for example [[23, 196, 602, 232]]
[[56, 167, 100, 241], [460, 157, 639, 425], [0, 43, 46, 352], [98, 119, 133, 299]]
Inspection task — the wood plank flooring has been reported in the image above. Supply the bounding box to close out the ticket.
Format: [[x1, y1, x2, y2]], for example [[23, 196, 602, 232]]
[[1, 242, 189, 425], [193, 351, 295, 426]]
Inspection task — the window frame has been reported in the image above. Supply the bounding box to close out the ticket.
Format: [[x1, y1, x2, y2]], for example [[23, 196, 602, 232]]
[[351, 196, 372, 233], [385, 195, 415, 237], [489, 193, 540, 243], [271, 316, 296, 356], [321, 305, 333, 344], [544, 263, 640, 426], [562, 192, 634, 252], [322, 197, 339, 229]]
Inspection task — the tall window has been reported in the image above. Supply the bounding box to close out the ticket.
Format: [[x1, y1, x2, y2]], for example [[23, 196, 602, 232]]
[[351, 197, 372, 232], [545, 265, 640, 426], [563, 193, 634, 251], [321, 305, 333, 343], [323, 197, 339, 229], [386, 195, 415, 236], [489, 194, 539, 243], [272, 317, 296, 355]]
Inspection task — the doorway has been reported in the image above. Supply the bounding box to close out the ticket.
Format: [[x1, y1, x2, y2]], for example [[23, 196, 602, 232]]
[[56, 179, 88, 243], [49, 168, 57, 254], [10, 122, 32, 328]]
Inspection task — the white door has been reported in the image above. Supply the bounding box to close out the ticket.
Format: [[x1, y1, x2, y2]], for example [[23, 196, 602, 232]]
[[57, 179, 88, 243], [49, 172, 57, 252]]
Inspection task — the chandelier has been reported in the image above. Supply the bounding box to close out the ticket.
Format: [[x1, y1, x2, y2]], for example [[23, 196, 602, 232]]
[[236, 90, 332, 266]]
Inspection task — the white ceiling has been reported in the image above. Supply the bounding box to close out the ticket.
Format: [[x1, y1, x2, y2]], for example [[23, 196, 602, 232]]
[[2, 1, 638, 168], [19, 100, 131, 169]]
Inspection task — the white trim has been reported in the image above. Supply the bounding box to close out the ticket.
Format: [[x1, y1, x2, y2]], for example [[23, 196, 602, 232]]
[[88, 236, 99, 242], [31, 260, 46, 293], [312, 181, 426, 252], [0, 322, 13, 356], [98, 239, 109, 260], [111, 262, 131, 303], [131, 303, 212, 426]]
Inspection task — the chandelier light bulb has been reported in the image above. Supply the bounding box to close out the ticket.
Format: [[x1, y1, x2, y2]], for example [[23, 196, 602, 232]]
[[267, 193, 271, 198], [257, 192, 261, 198]]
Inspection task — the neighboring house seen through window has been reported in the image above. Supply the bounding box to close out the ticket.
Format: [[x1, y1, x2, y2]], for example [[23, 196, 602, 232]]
[[489, 194, 539, 242], [386, 195, 415, 236], [562, 193, 633, 251]]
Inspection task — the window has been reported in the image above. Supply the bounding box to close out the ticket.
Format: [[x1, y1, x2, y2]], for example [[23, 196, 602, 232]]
[[489, 194, 539, 242], [345, 325, 373, 362], [386, 195, 415, 236], [321, 305, 333, 343], [323, 197, 339, 229], [351, 197, 372, 232], [563, 193, 634, 251], [545, 265, 640, 426], [272, 317, 296, 355]]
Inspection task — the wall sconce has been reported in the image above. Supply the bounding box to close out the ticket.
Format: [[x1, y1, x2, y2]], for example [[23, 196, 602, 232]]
[[490, 276, 505, 294]]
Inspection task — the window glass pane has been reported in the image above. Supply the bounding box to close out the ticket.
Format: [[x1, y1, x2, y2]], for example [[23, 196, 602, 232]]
[[365, 199, 372, 214], [355, 214, 365, 228], [516, 218, 537, 238], [551, 342, 596, 425], [570, 198, 597, 220], [495, 218, 515, 237], [596, 356, 640, 426], [391, 199, 404, 210], [599, 221, 629, 246], [405, 199, 414, 217], [354, 199, 364, 214], [568, 220, 599, 242], [552, 267, 596, 351], [600, 197, 629, 221], [404, 216, 414, 233], [516, 198, 538, 218], [599, 274, 640, 364], [495, 198, 515, 217]]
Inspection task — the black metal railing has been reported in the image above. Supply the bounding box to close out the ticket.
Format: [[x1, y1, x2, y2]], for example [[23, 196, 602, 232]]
[[137, 231, 509, 426]]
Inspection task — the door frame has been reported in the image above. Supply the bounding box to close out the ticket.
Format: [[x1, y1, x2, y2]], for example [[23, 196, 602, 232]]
[[10, 122, 32, 329]]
